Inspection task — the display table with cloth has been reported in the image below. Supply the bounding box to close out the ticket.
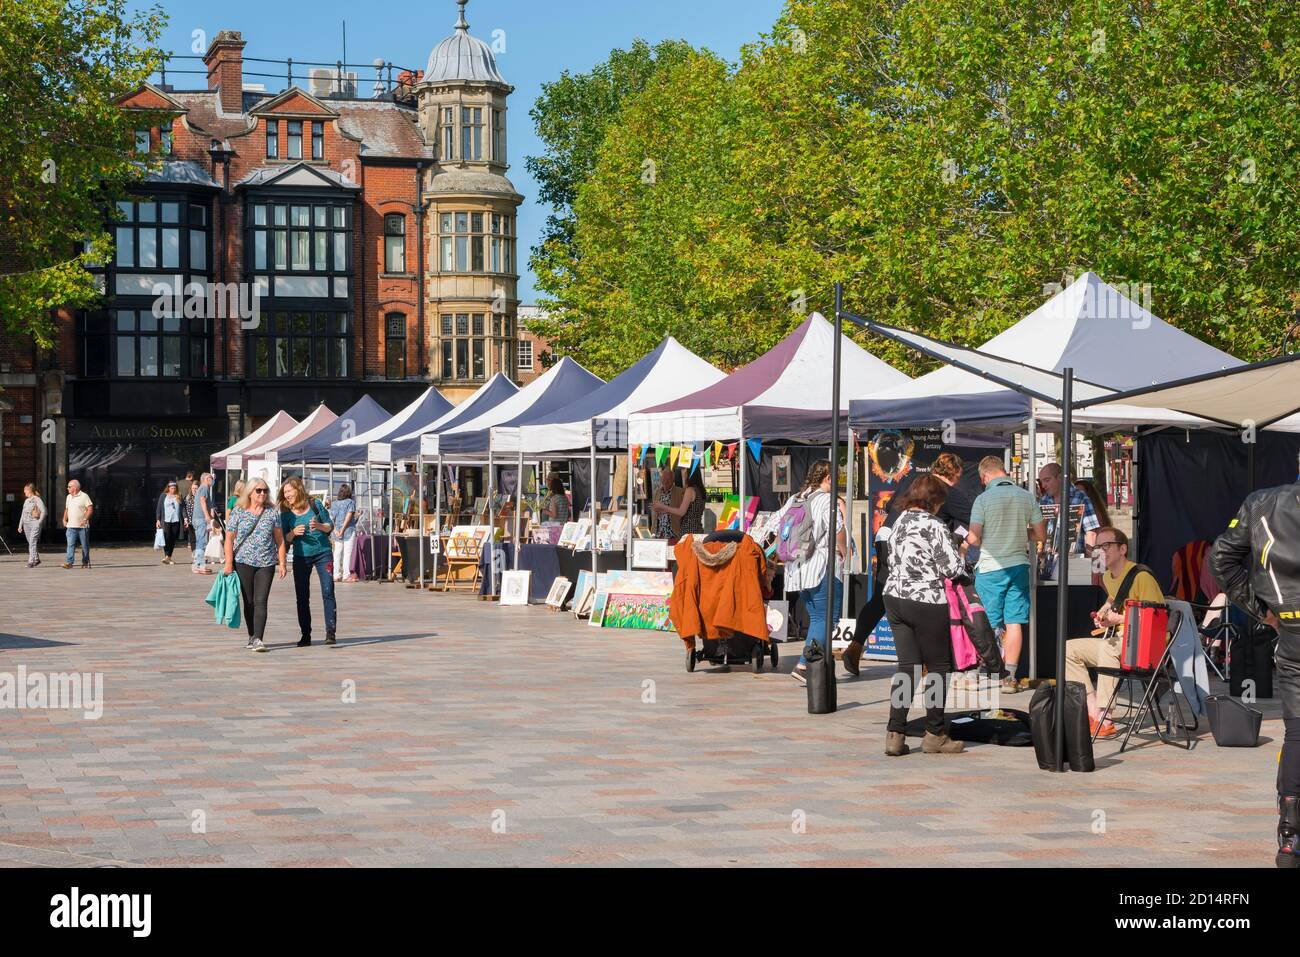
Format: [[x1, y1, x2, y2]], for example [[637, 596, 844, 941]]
[[517, 543, 563, 603], [477, 542, 515, 597], [395, 534, 436, 585], [349, 532, 395, 581]]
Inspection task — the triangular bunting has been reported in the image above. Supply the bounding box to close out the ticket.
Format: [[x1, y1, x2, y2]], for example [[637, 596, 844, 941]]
[[668, 447, 680, 469], [712, 441, 723, 464], [726, 442, 738, 460], [655, 445, 668, 467], [747, 438, 763, 462]]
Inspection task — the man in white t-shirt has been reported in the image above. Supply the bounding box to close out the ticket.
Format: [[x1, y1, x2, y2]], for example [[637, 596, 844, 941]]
[[62, 479, 94, 569]]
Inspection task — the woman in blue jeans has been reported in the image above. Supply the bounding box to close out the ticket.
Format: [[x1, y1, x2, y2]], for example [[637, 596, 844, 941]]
[[279, 476, 337, 646], [779, 461, 847, 684]]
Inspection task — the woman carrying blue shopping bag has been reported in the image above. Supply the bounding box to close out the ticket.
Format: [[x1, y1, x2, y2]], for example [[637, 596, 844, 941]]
[[222, 479, 287, 652]]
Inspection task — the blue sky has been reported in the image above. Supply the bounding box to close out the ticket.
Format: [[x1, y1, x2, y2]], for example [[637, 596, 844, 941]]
[[139, 0, 787, 302]]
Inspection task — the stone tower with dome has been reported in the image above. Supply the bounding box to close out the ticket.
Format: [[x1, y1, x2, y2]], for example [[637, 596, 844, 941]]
[[417, 0, 524, 401]]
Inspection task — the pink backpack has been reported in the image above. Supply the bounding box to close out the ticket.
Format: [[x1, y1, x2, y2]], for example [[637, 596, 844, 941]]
[[945, 579, 979, 671]]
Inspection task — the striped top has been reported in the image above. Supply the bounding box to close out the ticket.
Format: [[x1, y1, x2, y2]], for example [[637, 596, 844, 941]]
[[970, 478, 1043, 573]]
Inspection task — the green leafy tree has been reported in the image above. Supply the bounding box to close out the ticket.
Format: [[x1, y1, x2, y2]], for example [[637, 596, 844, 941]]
[[0, 0, 166, 348], [528, 0, 1300, 376], [526, 39, 698, 362]]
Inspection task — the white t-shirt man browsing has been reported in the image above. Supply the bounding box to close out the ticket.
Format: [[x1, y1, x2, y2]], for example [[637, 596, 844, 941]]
[[62, 479, 94, 569]]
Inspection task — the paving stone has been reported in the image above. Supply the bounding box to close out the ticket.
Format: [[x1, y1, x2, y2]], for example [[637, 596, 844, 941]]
[[0, 545, 1286, 866]]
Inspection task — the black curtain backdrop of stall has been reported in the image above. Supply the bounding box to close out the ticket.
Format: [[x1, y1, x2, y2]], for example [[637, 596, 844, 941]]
[[569, 458, 613, 513], [1137, 430, 1300, 594]]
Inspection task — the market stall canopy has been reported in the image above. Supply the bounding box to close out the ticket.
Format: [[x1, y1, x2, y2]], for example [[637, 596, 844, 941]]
[[328, 386, 454, 464], [493, 337, 725, 455], [389, 373, 520, 460], [272, 395, 391, 463], [849, 272, 1242, 431], [851, 317, 1291, 433], [628, 312, 909, 445], [210, 410, 297, 469], [1075, 352, 1300, 429], [433, 357, 605, 456], [240, 404, 338, 460]]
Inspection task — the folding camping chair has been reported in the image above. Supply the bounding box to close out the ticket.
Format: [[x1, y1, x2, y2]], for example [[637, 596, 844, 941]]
[[1092, 609, 1197, 753]]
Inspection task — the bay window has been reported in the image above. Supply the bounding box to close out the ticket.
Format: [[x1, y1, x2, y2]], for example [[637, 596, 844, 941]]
[[439, 210, 513, 274]]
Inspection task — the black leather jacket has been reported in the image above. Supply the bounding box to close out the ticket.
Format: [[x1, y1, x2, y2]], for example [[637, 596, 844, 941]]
[[1210, 483, 1300, 636]]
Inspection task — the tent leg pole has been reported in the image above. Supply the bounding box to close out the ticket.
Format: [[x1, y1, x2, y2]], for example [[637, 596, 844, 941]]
[[1054, 372, 1074, 773], [1027, 415, 1038, 681], [433, 455, 442, 589], [367, 460, 374, 580], [738, 429, 746, 532], [590, 437, 597, 583], [1131, 437, 1141, 560], [418, 452, 424, 587], [843, 430, 856, 620], [862, 431, 872, 637], [488, 448, 496, 597], [626, 447, 634, 571], [514, 450, 523, 570]]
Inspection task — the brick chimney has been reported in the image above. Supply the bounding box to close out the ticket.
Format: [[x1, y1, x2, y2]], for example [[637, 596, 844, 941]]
[[204, 30, 246, 114]]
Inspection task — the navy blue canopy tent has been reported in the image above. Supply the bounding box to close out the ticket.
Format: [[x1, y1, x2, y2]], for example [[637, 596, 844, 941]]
[[327, 387, 454, 465], [435, 357, 604, 456], [389, 373, 520, 461]]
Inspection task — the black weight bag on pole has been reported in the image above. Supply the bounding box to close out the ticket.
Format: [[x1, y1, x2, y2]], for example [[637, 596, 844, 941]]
[[1029, 681, 1095, 772], [805, 638, 836, 714]]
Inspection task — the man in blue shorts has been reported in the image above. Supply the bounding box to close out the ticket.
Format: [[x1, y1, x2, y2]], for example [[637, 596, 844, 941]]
[[967, 456, 1047, 694]]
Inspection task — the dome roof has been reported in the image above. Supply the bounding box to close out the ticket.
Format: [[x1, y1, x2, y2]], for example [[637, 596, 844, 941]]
[[425, 1, 506, 86], [426, 167, 521, 199]]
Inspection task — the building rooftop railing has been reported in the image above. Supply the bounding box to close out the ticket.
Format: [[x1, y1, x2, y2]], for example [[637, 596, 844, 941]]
[[154, 54, 422, 100]]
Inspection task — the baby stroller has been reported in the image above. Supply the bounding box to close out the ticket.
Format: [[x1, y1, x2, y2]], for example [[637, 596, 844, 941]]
[[686, 633, 779, 673]]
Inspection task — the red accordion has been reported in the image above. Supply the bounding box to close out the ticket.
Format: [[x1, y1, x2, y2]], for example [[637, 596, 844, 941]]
[[1120, 600, 1169, 670]]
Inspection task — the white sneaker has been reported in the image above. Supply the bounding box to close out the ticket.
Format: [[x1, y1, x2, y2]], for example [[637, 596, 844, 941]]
[[252, 639, 267, 652], [245, 638, 256, 651]]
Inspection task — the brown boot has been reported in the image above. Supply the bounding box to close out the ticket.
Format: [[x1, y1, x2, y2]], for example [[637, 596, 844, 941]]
[[885, 731, 910, 756], [842, 639, 863, 676], [921, 731, 964, 754]]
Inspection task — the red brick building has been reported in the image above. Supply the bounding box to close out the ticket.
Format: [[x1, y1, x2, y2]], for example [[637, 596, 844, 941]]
[[1, 3, 526, 538]]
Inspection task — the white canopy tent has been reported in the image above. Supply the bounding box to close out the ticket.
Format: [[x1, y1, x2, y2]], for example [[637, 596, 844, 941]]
[[849, 272, 1243, 432], [490, 337, 725, 576]]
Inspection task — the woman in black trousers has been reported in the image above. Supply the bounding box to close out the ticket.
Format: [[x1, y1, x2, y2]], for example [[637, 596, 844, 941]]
[[882, 475, 966, 756], [155, 481, 185, 564]]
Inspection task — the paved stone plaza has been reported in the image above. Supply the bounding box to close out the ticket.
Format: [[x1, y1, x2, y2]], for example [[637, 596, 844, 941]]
[[0, 545, 1285, 867]]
